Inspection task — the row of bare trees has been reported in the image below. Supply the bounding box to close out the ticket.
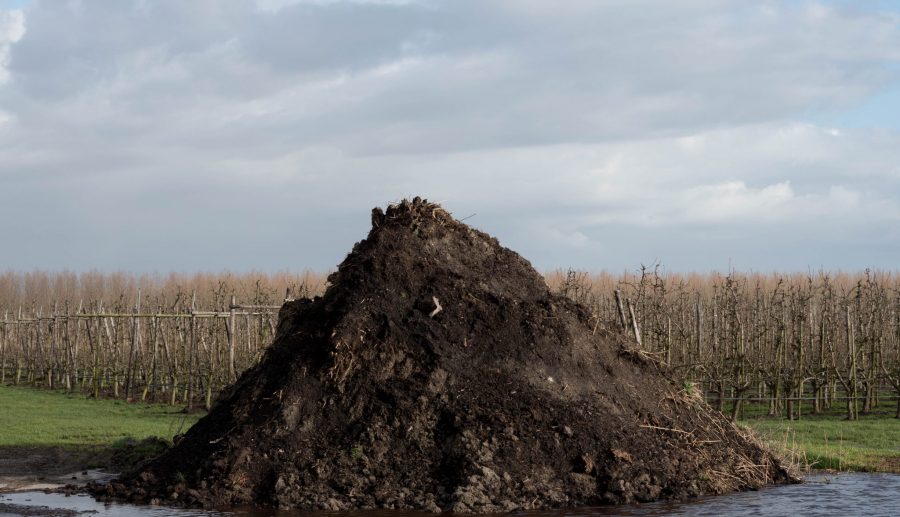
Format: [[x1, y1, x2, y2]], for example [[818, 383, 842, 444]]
[[0, 270, 327, 409], [2, 269, 898, 419], [549, 268, 900, 420], [0, 270, 327, 310]]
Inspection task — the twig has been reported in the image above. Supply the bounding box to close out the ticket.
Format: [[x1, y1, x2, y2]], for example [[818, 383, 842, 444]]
[[639, 424, 693, 435], [429, 297, 443, 318]]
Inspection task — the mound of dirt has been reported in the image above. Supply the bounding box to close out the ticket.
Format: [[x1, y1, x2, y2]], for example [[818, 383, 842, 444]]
[[92, 197, 796, 512]]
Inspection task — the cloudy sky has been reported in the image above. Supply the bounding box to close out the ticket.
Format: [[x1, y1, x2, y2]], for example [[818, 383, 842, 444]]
[[1, 0, 899, 273]]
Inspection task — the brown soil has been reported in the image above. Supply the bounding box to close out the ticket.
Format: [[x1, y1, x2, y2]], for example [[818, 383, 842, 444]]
[[876, 456, 900, 473], [0, 440, 163, 493], [91, 197, 797, 512], [0, 446, 103, 481], [0, 446, 114, 492]]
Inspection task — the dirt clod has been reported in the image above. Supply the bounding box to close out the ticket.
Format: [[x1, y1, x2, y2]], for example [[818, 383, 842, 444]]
[[91, 197, 796, 512]]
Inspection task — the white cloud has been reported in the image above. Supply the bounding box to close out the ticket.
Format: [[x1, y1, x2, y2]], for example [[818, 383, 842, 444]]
[[681, 181, 795, 223], [0, 8, 23, 42], [0, 8, 24, 83]]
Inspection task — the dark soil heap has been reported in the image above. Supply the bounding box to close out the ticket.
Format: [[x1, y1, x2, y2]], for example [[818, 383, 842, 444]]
[[95, 198, 796, 512]]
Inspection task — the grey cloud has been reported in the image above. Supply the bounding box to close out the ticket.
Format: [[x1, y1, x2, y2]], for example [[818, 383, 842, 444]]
[[10, 1, 900, 150], [1, 0, 900, 272]]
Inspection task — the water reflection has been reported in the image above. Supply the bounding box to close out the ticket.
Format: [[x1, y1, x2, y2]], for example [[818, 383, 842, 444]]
[[1, 473, 897, 517]]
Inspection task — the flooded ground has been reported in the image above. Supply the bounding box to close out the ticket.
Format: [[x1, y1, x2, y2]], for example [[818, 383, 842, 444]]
[[0, 446, 116, 493], [1, 473, 897, 517]]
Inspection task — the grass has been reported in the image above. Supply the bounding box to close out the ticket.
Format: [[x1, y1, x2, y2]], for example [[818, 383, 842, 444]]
[[1, 384, 896, 475], [0, 384, 203, 448], [743, 415, 900, 472]]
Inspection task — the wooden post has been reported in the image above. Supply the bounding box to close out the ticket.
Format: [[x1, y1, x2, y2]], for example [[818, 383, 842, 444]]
[[159, 317, 177, 406], [666, 316, 672, 365], [627, 298, 642, 347], [0, 311, 7, 384], [846, 305, 858, 420], [186, 293, 196, 410], [228, 294, 236, 381], [695, 295, 703, 359], [614, 290, 627, 331], [38, 306, 51, 389], [143, 301, 160, 402], [63, 301, 72, 391], [133, 289, 141, 400], [15, 307, 22, 385], [100, 310, 119, 398], [86, 306, 99, 399]]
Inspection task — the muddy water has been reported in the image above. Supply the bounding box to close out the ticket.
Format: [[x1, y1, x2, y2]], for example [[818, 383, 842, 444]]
[[1, 473, 897, 517]]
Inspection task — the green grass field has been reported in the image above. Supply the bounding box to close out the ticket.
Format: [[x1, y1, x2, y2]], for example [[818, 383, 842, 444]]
[[743, 416, 900, 472], [0, 385, 203, 447]]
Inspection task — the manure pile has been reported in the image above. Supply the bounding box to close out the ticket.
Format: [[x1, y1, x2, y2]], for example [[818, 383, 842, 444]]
[[94, 198, 795, 512]]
